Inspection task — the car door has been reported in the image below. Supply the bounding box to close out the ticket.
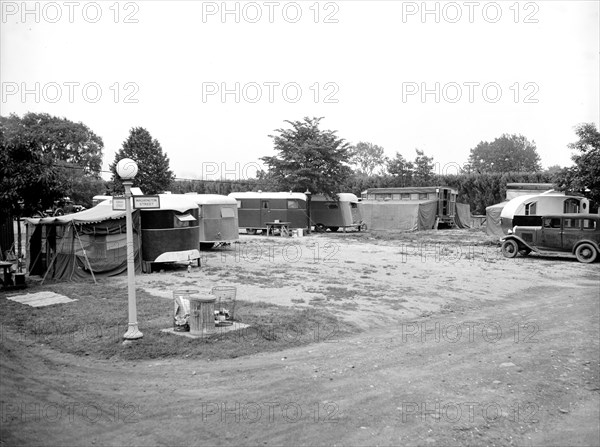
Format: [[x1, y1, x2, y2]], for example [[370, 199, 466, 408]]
[[562, 217, 582, 251], [540, 217, 562, 250]]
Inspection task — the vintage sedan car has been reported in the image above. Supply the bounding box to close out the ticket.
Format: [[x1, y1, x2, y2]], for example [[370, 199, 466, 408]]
[[501, 214, 600, 263]]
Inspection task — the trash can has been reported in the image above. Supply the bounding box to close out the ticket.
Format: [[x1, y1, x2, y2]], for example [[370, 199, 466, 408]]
[[173, 289, 198, 332], [189, 295, 216, 336], [211, 286, 237, 325]]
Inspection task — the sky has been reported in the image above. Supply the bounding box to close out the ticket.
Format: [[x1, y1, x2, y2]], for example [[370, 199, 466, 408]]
[[1, 0, 598, 182]]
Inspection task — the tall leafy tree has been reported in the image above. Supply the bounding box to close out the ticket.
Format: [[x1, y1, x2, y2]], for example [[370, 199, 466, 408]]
[[468, 134, 541, 173], [110, 127, 174, 194], [387, 152, 414, 186], [0, 112, 103, 215], [349, 142, 388, 176], [555, 123, 600, 209], [260, 117, 353, 198], [412, 149, 435, 186]]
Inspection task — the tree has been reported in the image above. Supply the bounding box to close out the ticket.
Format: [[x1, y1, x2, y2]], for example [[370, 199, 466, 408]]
[[555, 123, 600, 209], [110, 127, 174, 194], [412, 149, 435, 186], [387, 152, 414, 186], [0, 112, 103, 215], [349, 142, 388, 176], [468, 134, 541, 173], [260, 117, 353, 197]]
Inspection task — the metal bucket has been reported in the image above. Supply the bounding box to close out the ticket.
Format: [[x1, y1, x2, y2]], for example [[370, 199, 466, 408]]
[[189, 296, 216, 335]]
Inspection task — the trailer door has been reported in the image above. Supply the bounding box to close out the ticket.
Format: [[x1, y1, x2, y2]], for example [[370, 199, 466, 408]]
[[350, 202, 360, 224], [260, 200, 271, 226]]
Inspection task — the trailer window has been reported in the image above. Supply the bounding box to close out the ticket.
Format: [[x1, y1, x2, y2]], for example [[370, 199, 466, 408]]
[[525, 202, 537, 215], [221, 207, 235, 218], [583, 219, 597, 230], [287, 200, 299, 209], [563, 198, 580, 213], [174, 213, 196, 228], [418, 193, 428, 200], [401, 193, 410, 200]]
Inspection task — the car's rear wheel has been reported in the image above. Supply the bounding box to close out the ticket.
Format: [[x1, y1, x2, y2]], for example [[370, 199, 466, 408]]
[[501, 239, 519, 258], [575, 243, 597, 263]]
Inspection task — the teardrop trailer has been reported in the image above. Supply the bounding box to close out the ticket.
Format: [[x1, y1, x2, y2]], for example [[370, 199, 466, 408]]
[[184, 193, 240, 249], [501, 214, 600, 263], [310, 193, 367, 232]]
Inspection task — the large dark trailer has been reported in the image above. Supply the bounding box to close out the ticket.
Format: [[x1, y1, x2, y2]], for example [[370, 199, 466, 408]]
[[139, 195, 200, 272], [310, 193, 365, 232], [229, 192, 308, 234]]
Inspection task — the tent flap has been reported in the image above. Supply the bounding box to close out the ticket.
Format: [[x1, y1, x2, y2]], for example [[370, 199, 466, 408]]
[[485, 201, 508, 238], [454, 203, 471, 229]]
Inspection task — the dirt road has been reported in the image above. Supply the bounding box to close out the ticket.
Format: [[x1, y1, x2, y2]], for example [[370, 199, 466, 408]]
[[1, 232, 599, 446]]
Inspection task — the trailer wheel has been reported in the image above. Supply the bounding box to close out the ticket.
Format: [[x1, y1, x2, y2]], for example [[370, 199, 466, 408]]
[[501, 240, 519, 258], [359, 223, 368, 232], [315, 223, 326, 232], [328, 226, 339, 233], [200, 243, 215, 251], [575, 243, 597, 263], [246, 229, 257, 235]]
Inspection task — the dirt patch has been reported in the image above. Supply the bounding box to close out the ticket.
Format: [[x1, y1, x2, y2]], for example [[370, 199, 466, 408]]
[[1, 229, 599, 446]]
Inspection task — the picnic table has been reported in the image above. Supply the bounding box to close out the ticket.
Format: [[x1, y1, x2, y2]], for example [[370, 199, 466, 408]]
[[265, 222, 291, 237]]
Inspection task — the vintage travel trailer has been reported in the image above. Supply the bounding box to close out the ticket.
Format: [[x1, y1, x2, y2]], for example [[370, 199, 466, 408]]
[[361, 186, 458, 227], [185, 193, 239, 249], [139, 194, 201, 272], [499, 192, 590, 233], [229, 192, 308, 233], [310, 193, 365, 232]]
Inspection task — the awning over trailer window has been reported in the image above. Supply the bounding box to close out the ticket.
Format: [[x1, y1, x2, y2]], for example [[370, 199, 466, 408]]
[[221, 207, 235, 218], [175, 213, 197, 222]]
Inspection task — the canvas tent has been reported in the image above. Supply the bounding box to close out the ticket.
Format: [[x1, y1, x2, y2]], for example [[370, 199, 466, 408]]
[[485, 201, 509, 238], [25, 201, 141, 281], [359, 200, 438, 231]]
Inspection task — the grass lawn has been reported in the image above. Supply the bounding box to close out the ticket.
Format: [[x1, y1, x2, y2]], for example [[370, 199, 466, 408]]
[[0, 280, 358, 361]]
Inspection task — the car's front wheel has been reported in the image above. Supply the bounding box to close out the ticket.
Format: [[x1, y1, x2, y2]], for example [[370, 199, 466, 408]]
[[575, 243, 598, 263], [501, 239, 519, 258]]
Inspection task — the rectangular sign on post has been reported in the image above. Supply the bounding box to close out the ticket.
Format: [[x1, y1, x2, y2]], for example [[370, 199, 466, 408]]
[[133, 196, 161, 209], [112, 197, 127, 211]]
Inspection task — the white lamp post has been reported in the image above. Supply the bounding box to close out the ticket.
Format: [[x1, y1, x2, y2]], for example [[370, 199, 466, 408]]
[[116, 158, 143, 340]]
